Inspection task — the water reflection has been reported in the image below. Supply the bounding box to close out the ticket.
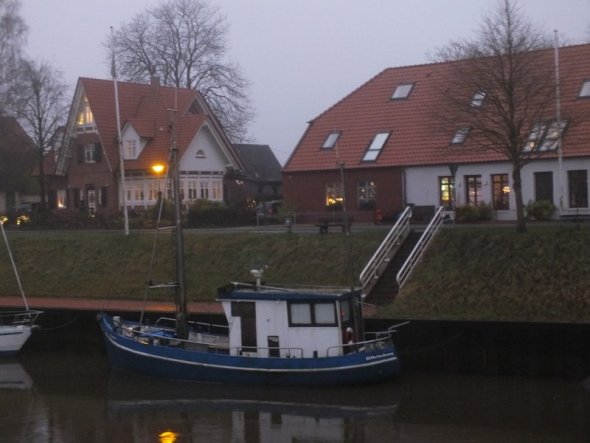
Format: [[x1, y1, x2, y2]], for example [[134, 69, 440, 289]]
[[1, 349, 589, 442]]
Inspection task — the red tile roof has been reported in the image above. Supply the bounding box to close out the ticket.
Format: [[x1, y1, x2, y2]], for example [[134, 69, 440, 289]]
[[78, 77, 207, 171], [284, 44, 590, 173]]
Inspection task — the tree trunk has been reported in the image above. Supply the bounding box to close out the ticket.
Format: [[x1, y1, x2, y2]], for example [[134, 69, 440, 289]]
[[38, 152, 47, 211], [512, 166, 526, 233]]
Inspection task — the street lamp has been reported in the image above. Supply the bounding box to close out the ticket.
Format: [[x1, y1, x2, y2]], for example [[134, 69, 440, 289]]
[[152, 164, 165, 216]]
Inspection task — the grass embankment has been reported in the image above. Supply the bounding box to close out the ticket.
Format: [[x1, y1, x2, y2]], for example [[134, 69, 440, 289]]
[[2, 226, 590, 323], [0, 229, 384, 301], [380, 225, 590, 323]]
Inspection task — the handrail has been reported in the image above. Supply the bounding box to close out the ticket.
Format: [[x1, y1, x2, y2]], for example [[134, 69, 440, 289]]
[[359, 206, 412, 295], [396, 206, 445, 290]]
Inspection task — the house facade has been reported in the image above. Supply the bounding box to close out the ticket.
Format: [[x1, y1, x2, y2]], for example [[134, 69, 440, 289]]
[[50, 77, 245, 215], [283, 44, 590, 223]]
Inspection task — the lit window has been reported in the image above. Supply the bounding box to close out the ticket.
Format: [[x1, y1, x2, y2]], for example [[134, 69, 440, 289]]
[[391, 83, 414, 100], [451, 127, 469, 145], [326, 182, 343, 207], [77, 96, 94, 126], [362, 132, 389, 161], [471, 90, 486, 108], [492, 174, 510, 210], [439, 176, 455, 210], [579, 80, 590, 98]]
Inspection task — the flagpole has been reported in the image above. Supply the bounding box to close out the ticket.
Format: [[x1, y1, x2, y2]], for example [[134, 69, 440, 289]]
[[111, 26, 129, 235], [554, 30, 563, 214]]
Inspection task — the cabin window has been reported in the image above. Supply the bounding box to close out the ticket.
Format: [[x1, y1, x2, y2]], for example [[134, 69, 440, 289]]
[[288, 301, 337, 326]]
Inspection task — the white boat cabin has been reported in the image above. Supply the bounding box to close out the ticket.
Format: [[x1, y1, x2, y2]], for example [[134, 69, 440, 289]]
[[216, 282, 365, 359]]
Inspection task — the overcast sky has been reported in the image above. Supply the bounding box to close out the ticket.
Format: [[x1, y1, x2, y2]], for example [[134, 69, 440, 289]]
[[21, 0, 590, 164]]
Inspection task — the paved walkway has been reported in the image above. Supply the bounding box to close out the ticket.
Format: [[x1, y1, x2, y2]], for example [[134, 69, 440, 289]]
[[0, 295, 223, 315]]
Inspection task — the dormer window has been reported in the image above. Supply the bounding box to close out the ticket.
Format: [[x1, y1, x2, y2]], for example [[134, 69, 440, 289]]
[[322, 131, 340, 149], [471, 90, 486, 108], [451, 127, 469, 145], [76, 96, 95, 131], [362, 132, 389, 161], [195, 149, 205, 158], [579, 80, 590, 98], [391, 83, 414, 100]]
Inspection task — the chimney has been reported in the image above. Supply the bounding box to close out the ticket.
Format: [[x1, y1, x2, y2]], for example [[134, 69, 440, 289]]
[[151, 76, 161, 94]]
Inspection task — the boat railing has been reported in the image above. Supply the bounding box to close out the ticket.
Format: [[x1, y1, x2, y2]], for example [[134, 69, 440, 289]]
[[326, 334, 393, 357], [0, 310, 43, 326], [235, 346, 304, 358], [155, 316, 229, 334]]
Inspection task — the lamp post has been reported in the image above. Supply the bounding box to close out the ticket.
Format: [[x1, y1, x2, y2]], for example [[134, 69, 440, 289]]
[[152, 163, 165, 219]]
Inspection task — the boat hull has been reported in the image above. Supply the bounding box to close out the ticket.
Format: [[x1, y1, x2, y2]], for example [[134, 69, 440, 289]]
[[99, 314, 400, 386], [0, 325, 32, 357]]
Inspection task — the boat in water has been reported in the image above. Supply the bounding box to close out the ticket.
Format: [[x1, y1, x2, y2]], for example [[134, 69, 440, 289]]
[[99, 110, 401, 386], [0, 221, 43, 356]]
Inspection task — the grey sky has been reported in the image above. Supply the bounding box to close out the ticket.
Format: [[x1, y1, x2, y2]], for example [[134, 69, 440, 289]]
[[21, 0, 590, 164]]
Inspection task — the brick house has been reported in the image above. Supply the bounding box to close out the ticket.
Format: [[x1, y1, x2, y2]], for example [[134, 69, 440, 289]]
[[50, 77, 246, 215], [283, 44, 590, 223]]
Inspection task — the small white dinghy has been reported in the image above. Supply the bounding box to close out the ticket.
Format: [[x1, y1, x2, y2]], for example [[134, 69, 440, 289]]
[[0, 221, 42, 356]]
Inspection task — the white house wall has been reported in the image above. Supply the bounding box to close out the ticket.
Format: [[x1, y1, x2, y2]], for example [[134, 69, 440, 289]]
[[405, 157, 590, 221], [181, 125, 229, 173]]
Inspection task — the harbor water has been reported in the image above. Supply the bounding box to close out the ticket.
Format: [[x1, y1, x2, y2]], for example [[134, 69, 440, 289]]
[[1, 338, 589, 442]]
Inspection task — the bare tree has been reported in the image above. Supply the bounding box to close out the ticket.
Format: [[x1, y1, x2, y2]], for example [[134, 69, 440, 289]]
[[0, 0, 27, 113], [111, 0, 252, 141], [435, 0, 562, 232], [12, 60, 68, 210]]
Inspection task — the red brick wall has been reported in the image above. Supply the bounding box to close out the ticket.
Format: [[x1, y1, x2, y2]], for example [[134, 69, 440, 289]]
[[282, 167, 404, 223]]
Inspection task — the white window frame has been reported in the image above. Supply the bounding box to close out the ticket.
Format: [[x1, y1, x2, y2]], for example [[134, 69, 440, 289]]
[[84, 144, 96, 163], [471, 90, 486, 108], [451, 127, 470, 145]]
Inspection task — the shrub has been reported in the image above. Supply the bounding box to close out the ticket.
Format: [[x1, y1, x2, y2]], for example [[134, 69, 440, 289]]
[[526, 200, 555, 221], [186, 199, 244, 227], [455, 203, 493, 223]]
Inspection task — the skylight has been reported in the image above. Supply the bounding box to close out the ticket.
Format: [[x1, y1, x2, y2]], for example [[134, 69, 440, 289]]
[[471, 91, 486, 108], [451, 127, 469, 145], [322, 131, 340, 149], [524, 120, 567, 152], [362, 132, 390, 161], [579, 80, 590, 98], [391, 83, 414, 100]]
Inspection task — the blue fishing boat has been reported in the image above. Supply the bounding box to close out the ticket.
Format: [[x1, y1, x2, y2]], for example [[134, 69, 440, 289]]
[[98, 109, 401, 386]]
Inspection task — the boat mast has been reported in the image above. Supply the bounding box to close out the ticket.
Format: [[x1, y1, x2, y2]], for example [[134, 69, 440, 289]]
[[169, 104, 188, 339]]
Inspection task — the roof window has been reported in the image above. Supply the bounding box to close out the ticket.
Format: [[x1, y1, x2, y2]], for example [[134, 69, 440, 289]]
[[391, 83, 414, 100], [362, 132, 389, 161], [471, 91, 486, 108], [579, 80, 590, 98], [524, 120, 566, 152], [451, 127, 469, 145], [322, 131, 340, 149]]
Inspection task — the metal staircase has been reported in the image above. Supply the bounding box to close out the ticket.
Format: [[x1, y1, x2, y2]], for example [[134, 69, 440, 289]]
[[360, 206, 445, 304]]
